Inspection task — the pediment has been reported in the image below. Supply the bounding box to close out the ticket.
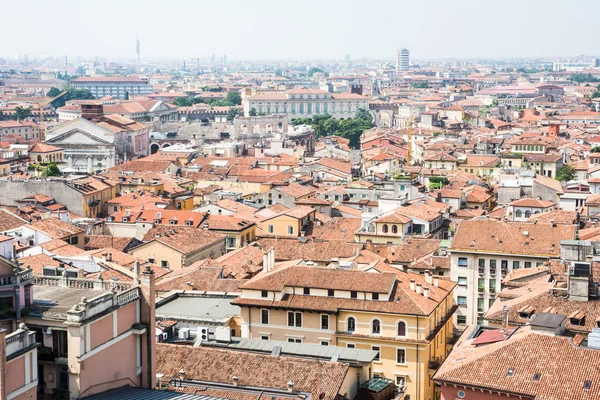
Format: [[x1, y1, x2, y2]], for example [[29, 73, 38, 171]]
[[46, 128, 113, 145]]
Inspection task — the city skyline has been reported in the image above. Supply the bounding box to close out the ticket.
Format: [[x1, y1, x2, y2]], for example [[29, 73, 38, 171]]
[[3, 0, 599, 62]]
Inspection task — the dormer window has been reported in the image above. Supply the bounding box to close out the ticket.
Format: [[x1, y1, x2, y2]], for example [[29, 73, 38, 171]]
[[328, 289, 334, 297], [569, 310, 586, 326], [122, 217, 129, 222], [372, 293, 379, 300], [169, 220, 177, 225], [185, 220, 192, 226], [518, 305, 535, 319], [351, 291, 357, 299]]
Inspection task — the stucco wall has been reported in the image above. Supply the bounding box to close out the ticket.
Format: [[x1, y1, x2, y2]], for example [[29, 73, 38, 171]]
[[0, 180, 83, 215]]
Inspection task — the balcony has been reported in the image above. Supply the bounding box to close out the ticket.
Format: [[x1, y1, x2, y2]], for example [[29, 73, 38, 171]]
[[501, 268, 508, 276], [489, 286, 496, 295], [88, 199, 100, 207], [0, 269, 33, 287], [489, 268, 496, 277], [446, 334, 459, 345], [478, 286, 485, 294], [478, 267, 485, 276], [429, 357, 442, 371]]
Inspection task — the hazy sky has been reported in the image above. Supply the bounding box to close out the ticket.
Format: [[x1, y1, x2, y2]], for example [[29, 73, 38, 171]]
[[3, 0, 599, 61]]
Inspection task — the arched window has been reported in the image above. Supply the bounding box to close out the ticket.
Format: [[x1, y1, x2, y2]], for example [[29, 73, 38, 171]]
[[397, 321, 407, 337], [382, 224, 389, 233], [347, 317, 356, 332], [392, 225, 398, 234], [515, 210, 522, 218], [534, 211, 540, 214], [524, 210, 531, 218], [372, 319, 381, 334]]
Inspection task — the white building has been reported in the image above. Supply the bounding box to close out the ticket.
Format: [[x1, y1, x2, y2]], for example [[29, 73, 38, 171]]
[[449, 219, 575, 328], [71, 77, 152, 99], [45, 118, 117, 173], [396, 48, 409, 73], [243, 88, 368, 120]]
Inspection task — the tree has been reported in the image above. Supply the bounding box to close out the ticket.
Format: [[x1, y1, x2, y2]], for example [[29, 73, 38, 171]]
[[51, 88, 94, 108], [249, 107, 257, 116], [172, 97, 194, 107], [308, 67, 324, 77], [225, 91, 242, 105], [556, 165, 576, 182], [44, 163, 61, 177], [47, 87, 61, 97], [275, 68, 283, 77], [76, 65, 86, 75], [14, 106, 32, 121], [227, 107, 239, 122], [593, 146, 600, 153]]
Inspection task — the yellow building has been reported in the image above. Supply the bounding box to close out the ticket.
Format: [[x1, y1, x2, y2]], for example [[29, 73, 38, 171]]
[[233, 262, 457, 400], [204, 214, 257, 251], [456, 155, 501, 178], [258, 205, 316, 237], [172, 195, 195, 211], [71, 176, 118, 218]]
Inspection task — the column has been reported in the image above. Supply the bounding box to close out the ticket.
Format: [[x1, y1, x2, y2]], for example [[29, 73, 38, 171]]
[[87, 156, 93, 173], [67, 155, 73, 168]]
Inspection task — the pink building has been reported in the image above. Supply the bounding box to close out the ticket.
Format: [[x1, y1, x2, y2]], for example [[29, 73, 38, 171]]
[[0, 325, 39, 400], [19, 263, 156, 399]]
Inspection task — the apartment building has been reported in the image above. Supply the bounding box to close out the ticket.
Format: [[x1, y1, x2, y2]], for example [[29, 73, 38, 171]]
[[71, 77, 152, 99], [0, 121, 40, 141], [0, 325, 39, 400], [243, 88, 369, 120], [449, 219, 576, 327], [232, 263, 457, 400]]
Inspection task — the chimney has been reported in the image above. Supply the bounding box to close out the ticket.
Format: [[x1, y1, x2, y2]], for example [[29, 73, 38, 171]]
[[133, 260, 140, 286], [416, 283, 422, 295], [424, 270, 432, 284], [423, 286, 430, 298], [433, 277, 439, 288], [409, 280, 415, 291], [263, 251, 269, 273], [287, 381, 294, 393], [269, 248, 275, 270], [502, 305, 509, 332], [140, 265, 157, 389]]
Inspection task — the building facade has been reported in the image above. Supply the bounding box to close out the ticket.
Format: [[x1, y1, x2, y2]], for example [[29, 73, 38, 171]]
[[71, 77, 152, 99]]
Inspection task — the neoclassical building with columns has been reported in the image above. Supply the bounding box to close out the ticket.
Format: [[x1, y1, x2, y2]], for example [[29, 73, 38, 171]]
[[45, 118, 117, 173]]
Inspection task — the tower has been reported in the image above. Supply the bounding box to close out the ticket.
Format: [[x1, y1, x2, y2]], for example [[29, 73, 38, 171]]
[[396, 48, 409, 74], [136, 35, 140, 67]]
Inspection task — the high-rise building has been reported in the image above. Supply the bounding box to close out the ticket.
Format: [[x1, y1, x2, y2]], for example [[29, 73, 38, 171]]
[[136, 35, 140, 67], [396, 47, 409, 73]]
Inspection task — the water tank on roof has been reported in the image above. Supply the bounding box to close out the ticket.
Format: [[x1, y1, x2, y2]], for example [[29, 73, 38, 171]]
[[589, 328, 600, 349]]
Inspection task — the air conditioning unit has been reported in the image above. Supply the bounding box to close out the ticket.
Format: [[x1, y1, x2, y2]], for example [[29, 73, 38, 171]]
[[197, 326, 210, 342], [215, 327, 231, 343], [178, 328, 190, 340], [42, 328, 53, 335]]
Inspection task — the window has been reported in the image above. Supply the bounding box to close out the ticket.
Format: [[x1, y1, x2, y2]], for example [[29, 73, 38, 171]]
[[507, 368, 514, 377], [458, 257, 468, 267], [392, 225, 398, 234], [372, 346, 380, 362], [396, 376, 406, 388], [320, 341, 329, 346], [457, 296, 467, 306], [372, 293, 379, 300], [288, 338, 302, 343], [584, 380, 592, 390], [457, 277, 467, 286], [261, 290, 268, 298], [261, 309, 269, 324], [161, 260, 168, 268], [525, 262, 532, 268], [303, 287, 310, 295], [372, 319, 381, 334], [261, 335, 269, 340], [513, 261, 520, 269], [396, 348, 406, 364], [328, 289, 334, 297], [288, 311, 302, 327], [382, 224, 389, 233], [490, 259, 497, 269], [478, 259, 485, 268], [347, 317, 356, 332], [288, 226, 294, 235], [321, 315, 329, 330], [71, 236, 79, 245], [397, 321, 407, 337], [525, 210, 531, 218], [347, 343, 355, 348], [148, 258, 155, 264], [457, 315, 467, 325], [515, 210, 523, 218], [268, 225, 274, 234], [351, 291, 357, 299]]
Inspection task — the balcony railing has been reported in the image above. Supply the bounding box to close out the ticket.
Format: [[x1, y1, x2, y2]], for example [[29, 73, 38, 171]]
[[501, 268, 508, 276], [33, 275, 132, 292], [490, 268, 496, 276], [489, 286, 496, 295], [88, 200, 100, 207], [429, 357, 442, 370], [478, 267, 485, 276], [478, 286, 484, 294], [0, 269, 33, 287], [6, 327, 36, 359]]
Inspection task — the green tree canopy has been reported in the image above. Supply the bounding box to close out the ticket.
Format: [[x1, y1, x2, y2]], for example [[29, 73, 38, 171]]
[[226, 107, 240, 122], [556, 165, 577, 182], [249, 107, 257, 116], [47, 87, 62, 97], [172, 97, 194, 107], [15, 106, 32, 121], [44, 163, 62, 177], [225, 91, 242, 105], [308, 67, 324, 77]]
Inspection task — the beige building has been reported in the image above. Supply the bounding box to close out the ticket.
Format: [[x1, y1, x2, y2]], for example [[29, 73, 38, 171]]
[[243, 88, 369, 120], [258, 206, 316, 238], [129, 227, 226, 269], [233, 263, 457, 400]]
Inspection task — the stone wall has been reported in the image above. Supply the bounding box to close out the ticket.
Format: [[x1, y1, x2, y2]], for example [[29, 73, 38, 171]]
[[0, 180, 83, 215]]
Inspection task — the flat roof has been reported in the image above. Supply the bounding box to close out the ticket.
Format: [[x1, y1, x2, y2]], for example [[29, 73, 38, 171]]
[[30, 285, 111, 320], [201, 337, 378, 364], [156, 295, 240, 323]]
